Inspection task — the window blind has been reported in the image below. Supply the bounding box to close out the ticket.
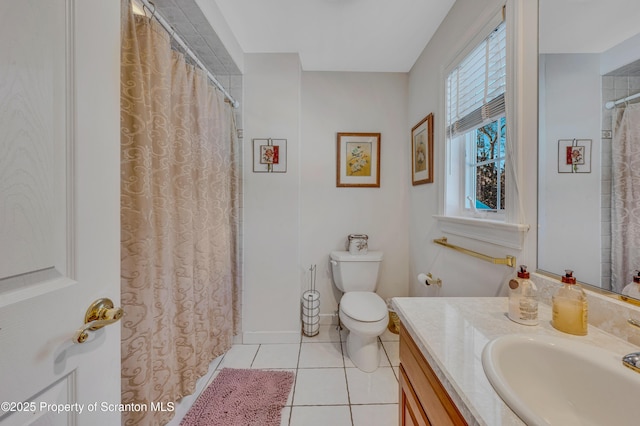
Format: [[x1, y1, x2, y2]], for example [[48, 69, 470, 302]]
[[446, 21, 506, 137]]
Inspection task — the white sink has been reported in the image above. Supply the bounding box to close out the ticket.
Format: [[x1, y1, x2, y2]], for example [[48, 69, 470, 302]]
[[482, 334, 640, 426]]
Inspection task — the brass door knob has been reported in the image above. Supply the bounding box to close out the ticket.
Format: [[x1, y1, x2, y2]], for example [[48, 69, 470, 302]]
[[73, 298, 123, 344]]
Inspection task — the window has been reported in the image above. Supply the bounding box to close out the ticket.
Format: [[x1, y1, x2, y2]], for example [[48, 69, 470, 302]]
[[445, 19, 507, 220], [466, 116, 506, 212], [435, 5, 533, 250]]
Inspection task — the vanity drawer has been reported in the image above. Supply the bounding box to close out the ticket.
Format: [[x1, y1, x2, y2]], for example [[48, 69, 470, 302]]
[[399, 324, 467, 426]]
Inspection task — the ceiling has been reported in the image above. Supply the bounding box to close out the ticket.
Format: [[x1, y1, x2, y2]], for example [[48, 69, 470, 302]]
[[539, 0, 640, 54], [204, 0, 640, 73], [212, 0, 456, 72]]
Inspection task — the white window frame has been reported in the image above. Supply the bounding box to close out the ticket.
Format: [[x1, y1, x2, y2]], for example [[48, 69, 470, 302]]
[[435, 2, 530, 250]]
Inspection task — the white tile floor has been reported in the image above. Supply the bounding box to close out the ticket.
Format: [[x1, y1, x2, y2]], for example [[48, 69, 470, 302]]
[[198, 325, 400, 426]]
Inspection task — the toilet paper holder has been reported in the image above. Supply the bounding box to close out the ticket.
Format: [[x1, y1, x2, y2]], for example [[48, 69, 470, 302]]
[[418, 273, 442, 287]]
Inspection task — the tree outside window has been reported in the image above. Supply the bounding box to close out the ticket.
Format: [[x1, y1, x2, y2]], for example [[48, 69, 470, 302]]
[[468, 116, 506, 211]]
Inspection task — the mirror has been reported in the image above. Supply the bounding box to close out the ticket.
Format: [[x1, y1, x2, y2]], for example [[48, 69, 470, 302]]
[[538, 0, 640, 294]]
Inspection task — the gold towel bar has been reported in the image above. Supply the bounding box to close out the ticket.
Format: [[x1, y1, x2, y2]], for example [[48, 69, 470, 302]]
[[433, 237, 516, 268]]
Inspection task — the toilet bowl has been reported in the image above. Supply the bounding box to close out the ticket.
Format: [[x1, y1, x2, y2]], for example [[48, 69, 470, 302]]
[[329, 250, 387, 372], [339, 291, 388, 372]]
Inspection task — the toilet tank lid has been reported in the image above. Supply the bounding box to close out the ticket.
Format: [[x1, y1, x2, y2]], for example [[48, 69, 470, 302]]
[[330, 251, 383, 262]]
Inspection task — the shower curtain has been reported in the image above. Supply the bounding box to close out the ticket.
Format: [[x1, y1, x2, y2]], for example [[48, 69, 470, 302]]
[[611, 103, 640, 293], [120, 2, 240, 425]]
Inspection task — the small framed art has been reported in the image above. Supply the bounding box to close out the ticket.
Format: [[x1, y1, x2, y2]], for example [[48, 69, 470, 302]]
[[558, 139, 591, 173], [253, 138, 287, 173], [336, 132, 381, 188], [411, 113, 434, 185]]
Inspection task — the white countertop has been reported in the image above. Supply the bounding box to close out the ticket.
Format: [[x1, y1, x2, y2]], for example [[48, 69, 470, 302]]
[[391, 297, 639, 426]]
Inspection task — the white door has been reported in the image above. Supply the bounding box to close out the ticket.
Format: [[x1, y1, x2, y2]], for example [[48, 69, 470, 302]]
[[0, 0, 121, 425]]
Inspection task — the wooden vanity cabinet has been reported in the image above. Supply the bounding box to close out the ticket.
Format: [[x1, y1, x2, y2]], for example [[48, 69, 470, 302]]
[[399, 324, 467, 426]]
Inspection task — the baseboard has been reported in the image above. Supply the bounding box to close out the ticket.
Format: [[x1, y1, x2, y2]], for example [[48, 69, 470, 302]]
[[242, 330, 301, 344], [319, 313, 339, 325], [241, 314, 339, 344]]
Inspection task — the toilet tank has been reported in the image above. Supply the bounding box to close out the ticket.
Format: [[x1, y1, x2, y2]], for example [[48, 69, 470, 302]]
[[330, 251, 383, 292]]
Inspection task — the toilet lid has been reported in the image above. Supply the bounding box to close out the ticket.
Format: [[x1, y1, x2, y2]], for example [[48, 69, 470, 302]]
[[341, 292, 387, 322]]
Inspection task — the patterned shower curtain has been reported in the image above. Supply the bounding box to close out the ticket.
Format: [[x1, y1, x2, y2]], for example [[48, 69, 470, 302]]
[[120, 2, 240, 424], [611, 103, 640, 293]]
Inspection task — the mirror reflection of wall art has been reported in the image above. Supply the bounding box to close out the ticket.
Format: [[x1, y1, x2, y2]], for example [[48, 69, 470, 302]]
[[336, 132, 381, 187], [253, 138, 287, 173], [558, 139, 591, 173], [411, 113, 434, 185]]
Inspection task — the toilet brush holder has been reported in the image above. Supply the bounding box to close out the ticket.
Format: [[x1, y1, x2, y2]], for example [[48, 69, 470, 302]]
[[301, 290, 320, 337]]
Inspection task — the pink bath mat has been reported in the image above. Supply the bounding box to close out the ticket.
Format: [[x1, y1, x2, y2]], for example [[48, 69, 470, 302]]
[[179, 368, 294, 426]]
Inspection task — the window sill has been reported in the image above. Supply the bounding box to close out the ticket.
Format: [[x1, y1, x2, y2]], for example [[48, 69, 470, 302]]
[[433, 215, 530, 250]]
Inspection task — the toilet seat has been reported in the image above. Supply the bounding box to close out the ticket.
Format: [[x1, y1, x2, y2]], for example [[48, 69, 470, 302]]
[[340, 292, 387, 322]]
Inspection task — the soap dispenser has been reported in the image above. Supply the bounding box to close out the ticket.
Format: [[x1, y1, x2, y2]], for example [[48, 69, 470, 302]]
[[508, 265, 538, 325], [552, 270, 588, 335], [622, 271, 640, 300]]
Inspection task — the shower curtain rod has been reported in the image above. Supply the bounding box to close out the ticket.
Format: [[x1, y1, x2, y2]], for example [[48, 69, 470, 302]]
[[138, 0, 240, 109], [605, 91, 640, 110]]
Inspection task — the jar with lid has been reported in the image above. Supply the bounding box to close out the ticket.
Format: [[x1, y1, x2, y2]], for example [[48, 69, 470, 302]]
[[347, 234, 368, 255], [507, 265, 538, 326], [552, 270, 588, 336]]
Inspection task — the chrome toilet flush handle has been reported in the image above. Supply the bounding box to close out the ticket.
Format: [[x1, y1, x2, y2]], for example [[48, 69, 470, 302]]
[[623, 352, 640, 373], [622, 319, 640, 373]]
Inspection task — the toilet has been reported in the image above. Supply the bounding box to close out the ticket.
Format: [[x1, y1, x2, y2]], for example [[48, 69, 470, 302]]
[[330, 250, 388, 372]]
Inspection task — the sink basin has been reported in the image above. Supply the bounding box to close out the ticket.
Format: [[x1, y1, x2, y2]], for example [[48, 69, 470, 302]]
[[482, 334, 640, 426]]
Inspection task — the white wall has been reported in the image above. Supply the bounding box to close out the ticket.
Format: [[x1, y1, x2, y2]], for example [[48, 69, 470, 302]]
[[600, 32, 640, 75], [407, 0, 539, 297], [242, 58, 411, 341], [300, 72, 410, 321], [538, 53, 602, 285], [243, 53, 302, 343], [194, 0, 244, 73], [241, 0, 540, 339]]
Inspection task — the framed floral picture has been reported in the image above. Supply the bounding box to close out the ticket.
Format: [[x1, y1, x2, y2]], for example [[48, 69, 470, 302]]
[[336, 132, 381, 187], [253, 138, 287, 173], [411, 113, 434, 185], [558, 139, 591, 173]]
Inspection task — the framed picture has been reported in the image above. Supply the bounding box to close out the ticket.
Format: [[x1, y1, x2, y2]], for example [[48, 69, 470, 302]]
[[558, 139, 591, 173], [411, 113, 434, 185], [336, 132, 381, 187], [253, 138, 287, 173]]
